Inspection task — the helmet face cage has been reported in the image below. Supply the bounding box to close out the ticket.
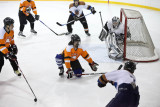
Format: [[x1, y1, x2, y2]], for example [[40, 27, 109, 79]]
[[124, 61, 136, 73], [74, 0, 79, 2], [74, 0, 79, 6], [112, 16, 120, 29], [3, 17, 14, 26]]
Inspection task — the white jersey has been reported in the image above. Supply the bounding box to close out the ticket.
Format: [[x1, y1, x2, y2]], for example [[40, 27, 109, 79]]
[[107, 20, 125, 35], [105, 70, 136, 90], [69, 1, 90, 17]]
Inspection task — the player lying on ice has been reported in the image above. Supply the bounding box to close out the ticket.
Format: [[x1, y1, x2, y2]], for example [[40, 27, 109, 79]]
[[99, 16, 131, 60], [55, 34, 98, 79]]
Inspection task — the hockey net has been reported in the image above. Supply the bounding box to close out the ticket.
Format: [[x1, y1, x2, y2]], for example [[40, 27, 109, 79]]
[[120, 8, 159, 62]]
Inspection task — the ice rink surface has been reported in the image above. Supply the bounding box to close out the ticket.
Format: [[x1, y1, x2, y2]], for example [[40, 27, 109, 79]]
[[0, 1, 160, 107]]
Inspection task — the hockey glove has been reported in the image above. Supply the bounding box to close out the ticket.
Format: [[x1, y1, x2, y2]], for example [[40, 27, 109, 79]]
[[26, 7, 31, 13], [11, 44, 18, 55], [35, 15, 40, 20], [5, 52, 17, 61], [66, 68, 74, 79], [97, 79, 106, 88], [91, 7, 96, 14], [89, 61, 99, 71], [73, 15, 78, 21]]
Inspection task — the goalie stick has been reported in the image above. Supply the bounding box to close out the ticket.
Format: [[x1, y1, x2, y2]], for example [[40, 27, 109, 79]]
[[99, 11, 104, 27], [56, 12, 92, 26]]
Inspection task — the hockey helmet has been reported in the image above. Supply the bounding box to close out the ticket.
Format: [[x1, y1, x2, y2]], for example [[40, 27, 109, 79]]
[[112, 16, 120, 29], [71, 34, 81, 43], [3, 17, 14, 26], [74, 0, 79, 6], [27, 0, 31, 2], [74, 0, 79, 2], [124, 61, 136, 73]]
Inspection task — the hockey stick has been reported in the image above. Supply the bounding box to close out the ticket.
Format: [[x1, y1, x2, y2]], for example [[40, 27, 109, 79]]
[[99, 11, 104, 27], [56, 12, 92, 26], [76, 64, 123, 76], [39, 20, 62, 36], [15, 60, 37, 102], [31, 14, 60, 36]]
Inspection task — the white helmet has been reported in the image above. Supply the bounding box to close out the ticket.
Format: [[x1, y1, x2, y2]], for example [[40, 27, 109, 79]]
[[112, 16, 120, 29]]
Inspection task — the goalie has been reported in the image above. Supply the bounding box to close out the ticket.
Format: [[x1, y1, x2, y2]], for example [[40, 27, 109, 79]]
[[99, 16, 131, 60]]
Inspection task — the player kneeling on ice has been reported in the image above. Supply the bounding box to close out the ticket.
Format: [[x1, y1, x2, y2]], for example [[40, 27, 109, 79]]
[[0, 17, 21, 76], [97, 61, 140, 107], [55, 34, 98, 79], [99, 16, 131, 60], [65, 0, 96, 36]]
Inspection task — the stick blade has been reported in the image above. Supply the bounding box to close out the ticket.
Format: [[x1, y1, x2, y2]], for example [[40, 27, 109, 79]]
[[56, 22, 62, 26], [118, 64, 123, 70]]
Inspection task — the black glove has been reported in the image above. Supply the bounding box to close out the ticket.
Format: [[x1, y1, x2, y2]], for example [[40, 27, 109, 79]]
[[73, 15, 78, 21], [66, 68, 74, 79], [26, 7, 31, 13], [89, 61, 98, 71], [11, 44, 18, 55], [98, 82, 106, 88], [91, 7, 96, 14], [5, 52, 17, 61], [35, 15, 40, 20]]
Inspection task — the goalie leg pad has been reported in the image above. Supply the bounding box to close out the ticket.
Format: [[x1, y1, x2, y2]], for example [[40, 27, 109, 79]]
[[55, 54, 64, 69]]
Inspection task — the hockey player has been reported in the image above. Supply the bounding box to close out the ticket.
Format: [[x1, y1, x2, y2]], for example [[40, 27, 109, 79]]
[[99, 16, 131, 59], [97, 61, 140, 107], [0, 17, 21, 76], [18, 0, 40, 37], [55, 34, 98, 78], [65, 0, 96, 36]]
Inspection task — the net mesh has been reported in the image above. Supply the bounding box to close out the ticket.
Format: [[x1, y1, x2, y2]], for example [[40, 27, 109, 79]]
[[121, 8, 159, 62]]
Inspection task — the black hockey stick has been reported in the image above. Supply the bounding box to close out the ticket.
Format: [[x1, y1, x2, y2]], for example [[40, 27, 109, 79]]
[[76, 64, 123, 76], [31, 14, 60, 36], [99, 11, 104, 27], [56, 12, 92, 26], [39, 20, 63, 36], [15, 60, 37, 102]]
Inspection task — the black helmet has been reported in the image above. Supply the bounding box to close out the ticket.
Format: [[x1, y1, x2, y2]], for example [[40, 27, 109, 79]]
[[124, 61, 136, 73], [27, 0, 31, 2], [3, 17, 14, 26], [71, 34, 81, 43], [74, 0, 79, 2]]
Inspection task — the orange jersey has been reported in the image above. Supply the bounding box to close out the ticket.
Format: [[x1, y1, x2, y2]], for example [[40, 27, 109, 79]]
[[63, 45, 93, 69], [19, 0, 37, 16], [0, 28, 15, 54]]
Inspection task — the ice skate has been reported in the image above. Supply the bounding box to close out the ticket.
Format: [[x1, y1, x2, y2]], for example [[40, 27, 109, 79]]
[[85, 32, 91, 36], [59, 68, 64, 76], [31, 29, 37, 34], [18, 31, 26, 37]]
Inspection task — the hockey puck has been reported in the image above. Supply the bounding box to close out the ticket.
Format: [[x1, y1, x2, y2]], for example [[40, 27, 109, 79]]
[[34, 98, 37, 102]]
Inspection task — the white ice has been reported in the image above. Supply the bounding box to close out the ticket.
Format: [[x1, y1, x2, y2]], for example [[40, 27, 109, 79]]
[[0, 1, 160, 107]]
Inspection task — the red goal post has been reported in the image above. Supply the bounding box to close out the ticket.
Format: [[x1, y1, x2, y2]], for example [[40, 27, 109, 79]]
[[120, 8, 159, 62]]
